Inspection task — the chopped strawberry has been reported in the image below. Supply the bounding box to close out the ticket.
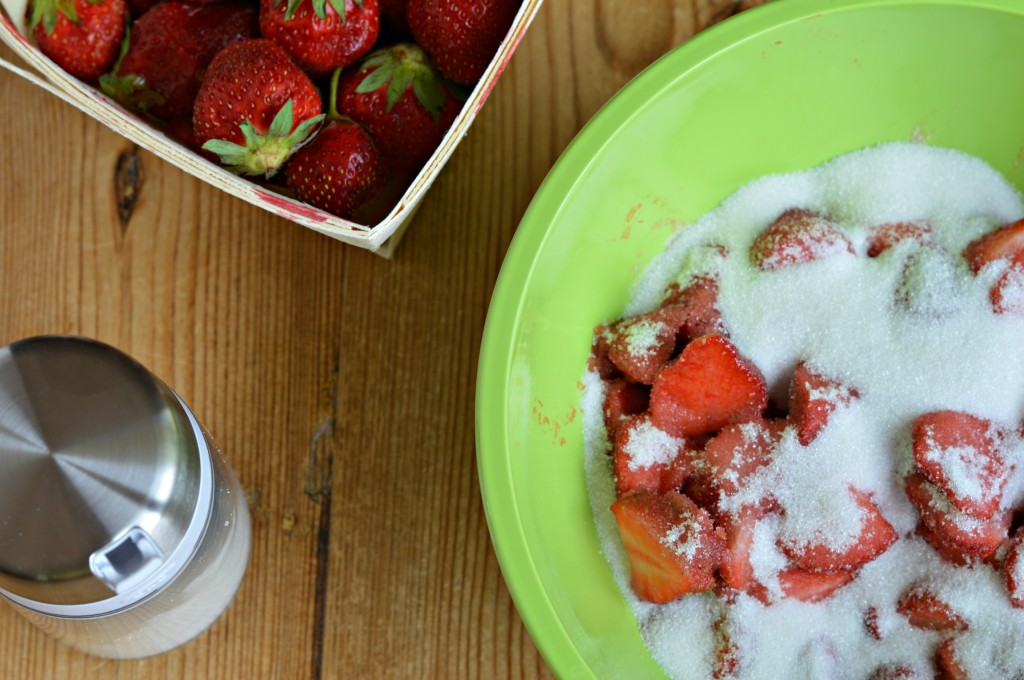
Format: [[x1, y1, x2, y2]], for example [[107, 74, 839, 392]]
[[905, 473, 1011, 558], [589, 324, 621, 379], [680, 451, 721, 513], [712, 616, 741, 680], [718, 504, 770, 593], [912, 411, 1008, 519], [779, 489, 897, 573], [650, 335, 768, 438], [610, 488, 725, 604], [915, 522, 974, 567], [896, 583, 968, 632], [662, 276, 727, 341], [870, 665, 923, 680], [778, 567, 853, 602], [612, 415, 693, 497], [704, 419, 787, 496], [863, 606, 881, 640], [606, 307, 686, 384], [963, 218, 1024, 273], [1002, 529, 1024, 608], [788, 362, 859, 446], [750, 208, 853, 271], [936, 638, 969, 680], [990, 265, 1024, 316], [601, 380, 649, 442], [866, 222, 933, 257]]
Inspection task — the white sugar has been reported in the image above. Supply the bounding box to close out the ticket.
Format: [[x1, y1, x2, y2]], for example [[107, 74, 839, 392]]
[[624, 319, 667, 357], [582, 144, 1024, 678], [624, 419, 684, 470]]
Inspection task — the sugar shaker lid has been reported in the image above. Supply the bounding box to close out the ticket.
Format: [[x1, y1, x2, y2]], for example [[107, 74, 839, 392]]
[[0, 336, 212, 614]]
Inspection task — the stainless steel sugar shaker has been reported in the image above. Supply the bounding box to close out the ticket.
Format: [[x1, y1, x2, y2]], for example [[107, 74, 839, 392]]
[[0, 335, 251, 659]]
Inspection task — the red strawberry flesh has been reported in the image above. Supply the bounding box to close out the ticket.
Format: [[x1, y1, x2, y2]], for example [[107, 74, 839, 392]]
[[704, 419, 786, 497], [788, 362, 859, 446], [610, 488, 725, 604], [963, 218, 1024, 273], [896, 583, 967, 632], [650, 334, 768, 438], [904, 473, 1010, 558], [750, 208, 853, 271]]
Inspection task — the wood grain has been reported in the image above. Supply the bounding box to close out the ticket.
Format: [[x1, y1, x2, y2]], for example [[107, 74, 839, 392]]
[[0, 1, 761, 677]]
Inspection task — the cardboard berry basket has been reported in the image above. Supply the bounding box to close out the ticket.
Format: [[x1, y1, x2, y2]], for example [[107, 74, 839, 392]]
[[0, 0, 542, 257]]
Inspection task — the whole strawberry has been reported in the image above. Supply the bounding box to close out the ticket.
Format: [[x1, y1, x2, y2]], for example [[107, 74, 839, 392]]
[[101, 1, 259, 124], [285, 118, 387, 220], [28, 0, 127, 83], [194, 39, 324, 178], [407, 0, 518, 85], [337, 44, 461, 176], [259, 0, 380, 80]]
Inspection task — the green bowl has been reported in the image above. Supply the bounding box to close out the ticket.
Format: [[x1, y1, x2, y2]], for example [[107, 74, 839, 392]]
[[476, 1, 1024, 677]]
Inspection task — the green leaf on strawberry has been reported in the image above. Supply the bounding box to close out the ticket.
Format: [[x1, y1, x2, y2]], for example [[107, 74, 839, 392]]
[[353, 44, 448, 120], [278, 0, 362, 22], [99, 26, 166, 119], [29, 0, 80, 34], [201, 100, 325, 178]]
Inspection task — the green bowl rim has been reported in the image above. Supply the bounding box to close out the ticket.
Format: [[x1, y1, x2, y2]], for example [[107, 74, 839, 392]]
[[475, 0, 1024, 677]]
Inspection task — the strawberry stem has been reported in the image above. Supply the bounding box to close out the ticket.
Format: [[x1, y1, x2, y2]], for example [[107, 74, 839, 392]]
[[327, 67, 343, 121]]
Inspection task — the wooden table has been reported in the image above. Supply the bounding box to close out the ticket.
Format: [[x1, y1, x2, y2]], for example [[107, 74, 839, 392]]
[[0, 1, 760, 677]]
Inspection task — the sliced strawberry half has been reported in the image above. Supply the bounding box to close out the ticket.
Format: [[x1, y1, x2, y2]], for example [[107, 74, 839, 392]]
[[601, 379, 650, 443], [606, 306, 688, 384], [904, 473, 1010, 558], [779, 489, 897, 573], [662, 275, 727, 342], [912, 410, 1008, 519], [963, 218, 1024, 273], [650, 334, 768, 438], [589, 324, 621, 379], [896, 583, 967, 632], [936, 638, 969, 680], [612, 414, 693, 497], [1002, 529, 1024, 608], [610, 488, 725, 604], [916, 522, 974, 567], [750, 208, 853, 271], [778, 566, 853, 603], [788, 362, 859, 446], [704, 419, 787, 497], [717, 504, 771, 594], [866, 221, 933, 257]]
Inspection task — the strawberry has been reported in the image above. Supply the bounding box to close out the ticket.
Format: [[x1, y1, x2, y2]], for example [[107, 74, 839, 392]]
[[712, 616, 742, 680], [29, 0, 127, 83], [916, 522, 974, 567], [601, 379, 649, 442], [285, 118, 386, 220], [662, 276, 727, 341], [589, 324, 620, 379], [407, 0, 518, 85], [863, 606, 882, 640], [896, 583, 967, 632], [680, 450, 721, 513], [779, 488, 896, 573], [259, 0, 379, 80], [963, 218, 1024, 273], [936, 638, 969, 680], [778, 566, 853, 603], [749, 208, 853, 271], [990, 265, 1024, 316], [904, 473, 1010, 558], [870, 666, 924, 680], [612, 414, 693, 498], [337, 43, 462, 177], [605, 307, 685, 385], [704, 419, 786, 497], [788, 362, 859, 446], [718, 504, 771, 594], [649, 334, 768, 438], [866, 221, 933, 257], [1002, 529, 1024, 608], [911, 411, 1008, 520], [610, 488, 725, 604], [194, 39, 324, 178], [101, 1, 259, 124]]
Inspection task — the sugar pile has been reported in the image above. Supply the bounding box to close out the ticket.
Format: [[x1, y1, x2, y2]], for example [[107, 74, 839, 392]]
[[583, 143, 1024, 679]]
